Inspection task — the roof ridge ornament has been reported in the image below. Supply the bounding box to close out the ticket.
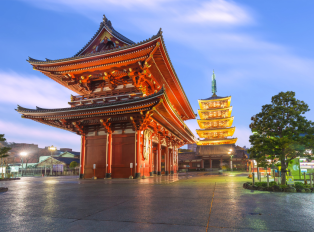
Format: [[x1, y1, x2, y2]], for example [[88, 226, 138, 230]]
[[212, 70, 217, 97]]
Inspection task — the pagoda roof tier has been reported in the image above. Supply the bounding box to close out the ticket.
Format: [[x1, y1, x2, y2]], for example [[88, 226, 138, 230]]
[[198, 107, 232, 119], [26, 16, 195, 120], [198, 96, 231, 109], [201, 95, 231, 101], [197, 138, 237, 146], [197, 117, 234, 129], [16, 88, 195, 144], [196, 127, 236, 138]]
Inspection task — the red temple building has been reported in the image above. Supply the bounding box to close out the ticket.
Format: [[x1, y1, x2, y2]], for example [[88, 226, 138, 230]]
[[16, 15, 196, 179]]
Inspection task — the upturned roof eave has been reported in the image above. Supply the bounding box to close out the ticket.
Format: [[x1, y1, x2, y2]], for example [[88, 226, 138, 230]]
[[27, 34, 160, 65], [16, 88, 165, 115]]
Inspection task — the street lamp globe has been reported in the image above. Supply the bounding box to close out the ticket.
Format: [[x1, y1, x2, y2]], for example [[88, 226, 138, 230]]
[[48, 145, 57, 151]]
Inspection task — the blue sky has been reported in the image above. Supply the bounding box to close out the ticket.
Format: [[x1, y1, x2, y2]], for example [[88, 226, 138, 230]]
[[1, 0, 314, 151]]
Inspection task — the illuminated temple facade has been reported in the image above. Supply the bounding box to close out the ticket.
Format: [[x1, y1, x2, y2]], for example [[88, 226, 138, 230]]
[[16, 15, 196, 179]]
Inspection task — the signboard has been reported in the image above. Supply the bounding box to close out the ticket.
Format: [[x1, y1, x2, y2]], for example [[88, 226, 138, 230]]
[[287, 176, 294, 185], [197, 165, 200, 168], [301, 169, 307, 173], [130, 163, 133, 168], [93, 164, 96, 169]]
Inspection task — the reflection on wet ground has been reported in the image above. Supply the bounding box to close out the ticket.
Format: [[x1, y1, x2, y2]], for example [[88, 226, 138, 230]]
[[0, 172, 313, 232]]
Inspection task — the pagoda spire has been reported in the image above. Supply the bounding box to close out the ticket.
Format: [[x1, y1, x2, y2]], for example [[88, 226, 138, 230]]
[[212, 70, 217, 97]]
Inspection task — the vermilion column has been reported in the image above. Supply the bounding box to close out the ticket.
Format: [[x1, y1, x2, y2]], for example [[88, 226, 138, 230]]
[[165, 144, 169, 176], [135, 130, 141, 178], [80, 134, 85, 179], [106, 132, 112, 178], [157, 134, 161, 175], [149, 136, 153, 176], [170, 149, 174, 175]]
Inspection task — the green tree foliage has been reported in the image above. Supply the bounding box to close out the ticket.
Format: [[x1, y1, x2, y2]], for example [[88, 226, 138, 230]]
[[69, 161, 79, 169], [0, 134, 11, 178], [248, 91, 314, 184], [0, 134, 11, 159]]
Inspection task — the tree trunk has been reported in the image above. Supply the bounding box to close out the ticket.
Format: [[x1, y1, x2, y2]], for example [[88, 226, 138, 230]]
[[281, 157, 287, 185]]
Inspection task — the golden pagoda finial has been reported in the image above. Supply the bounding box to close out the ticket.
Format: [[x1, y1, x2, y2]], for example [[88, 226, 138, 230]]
[[212, 70, 217, 97]]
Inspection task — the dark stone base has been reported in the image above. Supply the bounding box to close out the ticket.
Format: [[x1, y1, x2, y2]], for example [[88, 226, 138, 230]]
[[170, 171, 174, 175], [149, 172, 153, 176], [165, 171, 169, 176], [0, 187, 8, 192], [153, 171, 156, 174], [79, 174, 84, 179], [135, 173, 141, 179], [105, 173, 111, 178], [157, 171, 161, 176]]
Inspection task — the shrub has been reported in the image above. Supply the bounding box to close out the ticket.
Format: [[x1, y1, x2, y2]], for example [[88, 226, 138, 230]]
[[69, 161, 79, 169], [269, 181, 278, 187]]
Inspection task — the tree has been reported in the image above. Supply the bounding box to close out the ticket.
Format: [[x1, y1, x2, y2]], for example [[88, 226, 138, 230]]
[[69, 161, 79, 169], [0, 134, 11, 178], [248, 91, 314, 184]]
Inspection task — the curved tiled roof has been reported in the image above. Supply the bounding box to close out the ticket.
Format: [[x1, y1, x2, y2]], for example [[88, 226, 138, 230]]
[[201, 95, 230, 100], [16, 88, 165, 114], [27, 29, 162, 65]]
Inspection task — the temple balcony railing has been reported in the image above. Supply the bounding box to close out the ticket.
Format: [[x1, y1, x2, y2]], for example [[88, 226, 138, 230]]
[[71, 87, 140, 102], [68, 92, 143, 107]]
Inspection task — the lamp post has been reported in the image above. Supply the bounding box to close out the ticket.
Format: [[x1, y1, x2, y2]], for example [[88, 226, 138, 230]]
[[48, 145, 57, 176], [20, 152, 27, 177], [229, 149, 234, 171]]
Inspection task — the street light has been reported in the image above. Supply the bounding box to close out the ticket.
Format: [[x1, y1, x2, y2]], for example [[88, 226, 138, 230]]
[[229, 149, 234, 171], [20, 152, 27, 177], [48, 145, 57, 176]]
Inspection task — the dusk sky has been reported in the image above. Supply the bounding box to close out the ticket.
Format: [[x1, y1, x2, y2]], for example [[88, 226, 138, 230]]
[[1, 0, 314, 151]]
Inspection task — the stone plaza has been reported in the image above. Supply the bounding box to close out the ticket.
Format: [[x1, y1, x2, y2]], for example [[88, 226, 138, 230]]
[[1, 173, 313, 232]]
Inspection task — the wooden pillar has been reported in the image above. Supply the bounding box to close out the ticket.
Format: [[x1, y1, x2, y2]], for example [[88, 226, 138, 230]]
[[165, 141, 169, 176], [79, 134, 86, 179], [157, 134, 161, 175], [210, 158, 212, 169], [170, 149, 173, 175], [135, 130, 142, 178], [201, 159, 204, 169], [220, 157, 223, 168], [106, 132, 112, 178], [149, 135, 153, 176]]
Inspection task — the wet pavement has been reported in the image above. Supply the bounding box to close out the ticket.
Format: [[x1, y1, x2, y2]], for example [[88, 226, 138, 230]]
[[0, 172, 314, 232]]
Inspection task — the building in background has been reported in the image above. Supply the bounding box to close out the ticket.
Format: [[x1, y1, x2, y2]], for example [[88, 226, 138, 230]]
[[16, 14, 196, 179], [187, 144, 197, 152], [178, 145, 248, 171]]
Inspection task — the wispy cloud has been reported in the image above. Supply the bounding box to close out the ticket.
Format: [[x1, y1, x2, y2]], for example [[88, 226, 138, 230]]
[[182, 0, 252, 25], [0, 71, 73, 109], [0, 119, 80, 149]]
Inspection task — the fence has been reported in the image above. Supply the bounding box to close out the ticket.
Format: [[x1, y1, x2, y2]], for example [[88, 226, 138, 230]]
[[2, 167, 80, 178]]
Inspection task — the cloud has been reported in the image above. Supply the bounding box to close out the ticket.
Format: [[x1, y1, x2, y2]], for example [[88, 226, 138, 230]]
[[0, 71, 73, 109], [0, 119, 80, 149], [182, 0, 252, 25]]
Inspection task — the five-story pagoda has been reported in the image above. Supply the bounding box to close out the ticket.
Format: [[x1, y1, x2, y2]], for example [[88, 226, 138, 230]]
[[196, 72, 237, 146]]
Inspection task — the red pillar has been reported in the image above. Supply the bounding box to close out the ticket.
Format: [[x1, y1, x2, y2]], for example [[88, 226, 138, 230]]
[[165, 144, 169, 175], [135, 130, 142, 178], [80, 134, 85, 179], [170, 149, 174, 174], [201, 159, 204, 169], [157, 134, 161, 175], [106, 132, 112, 178], [220, 157, 223, 168], [149, 135, 153, 176], [210, 158, 212, 169]]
